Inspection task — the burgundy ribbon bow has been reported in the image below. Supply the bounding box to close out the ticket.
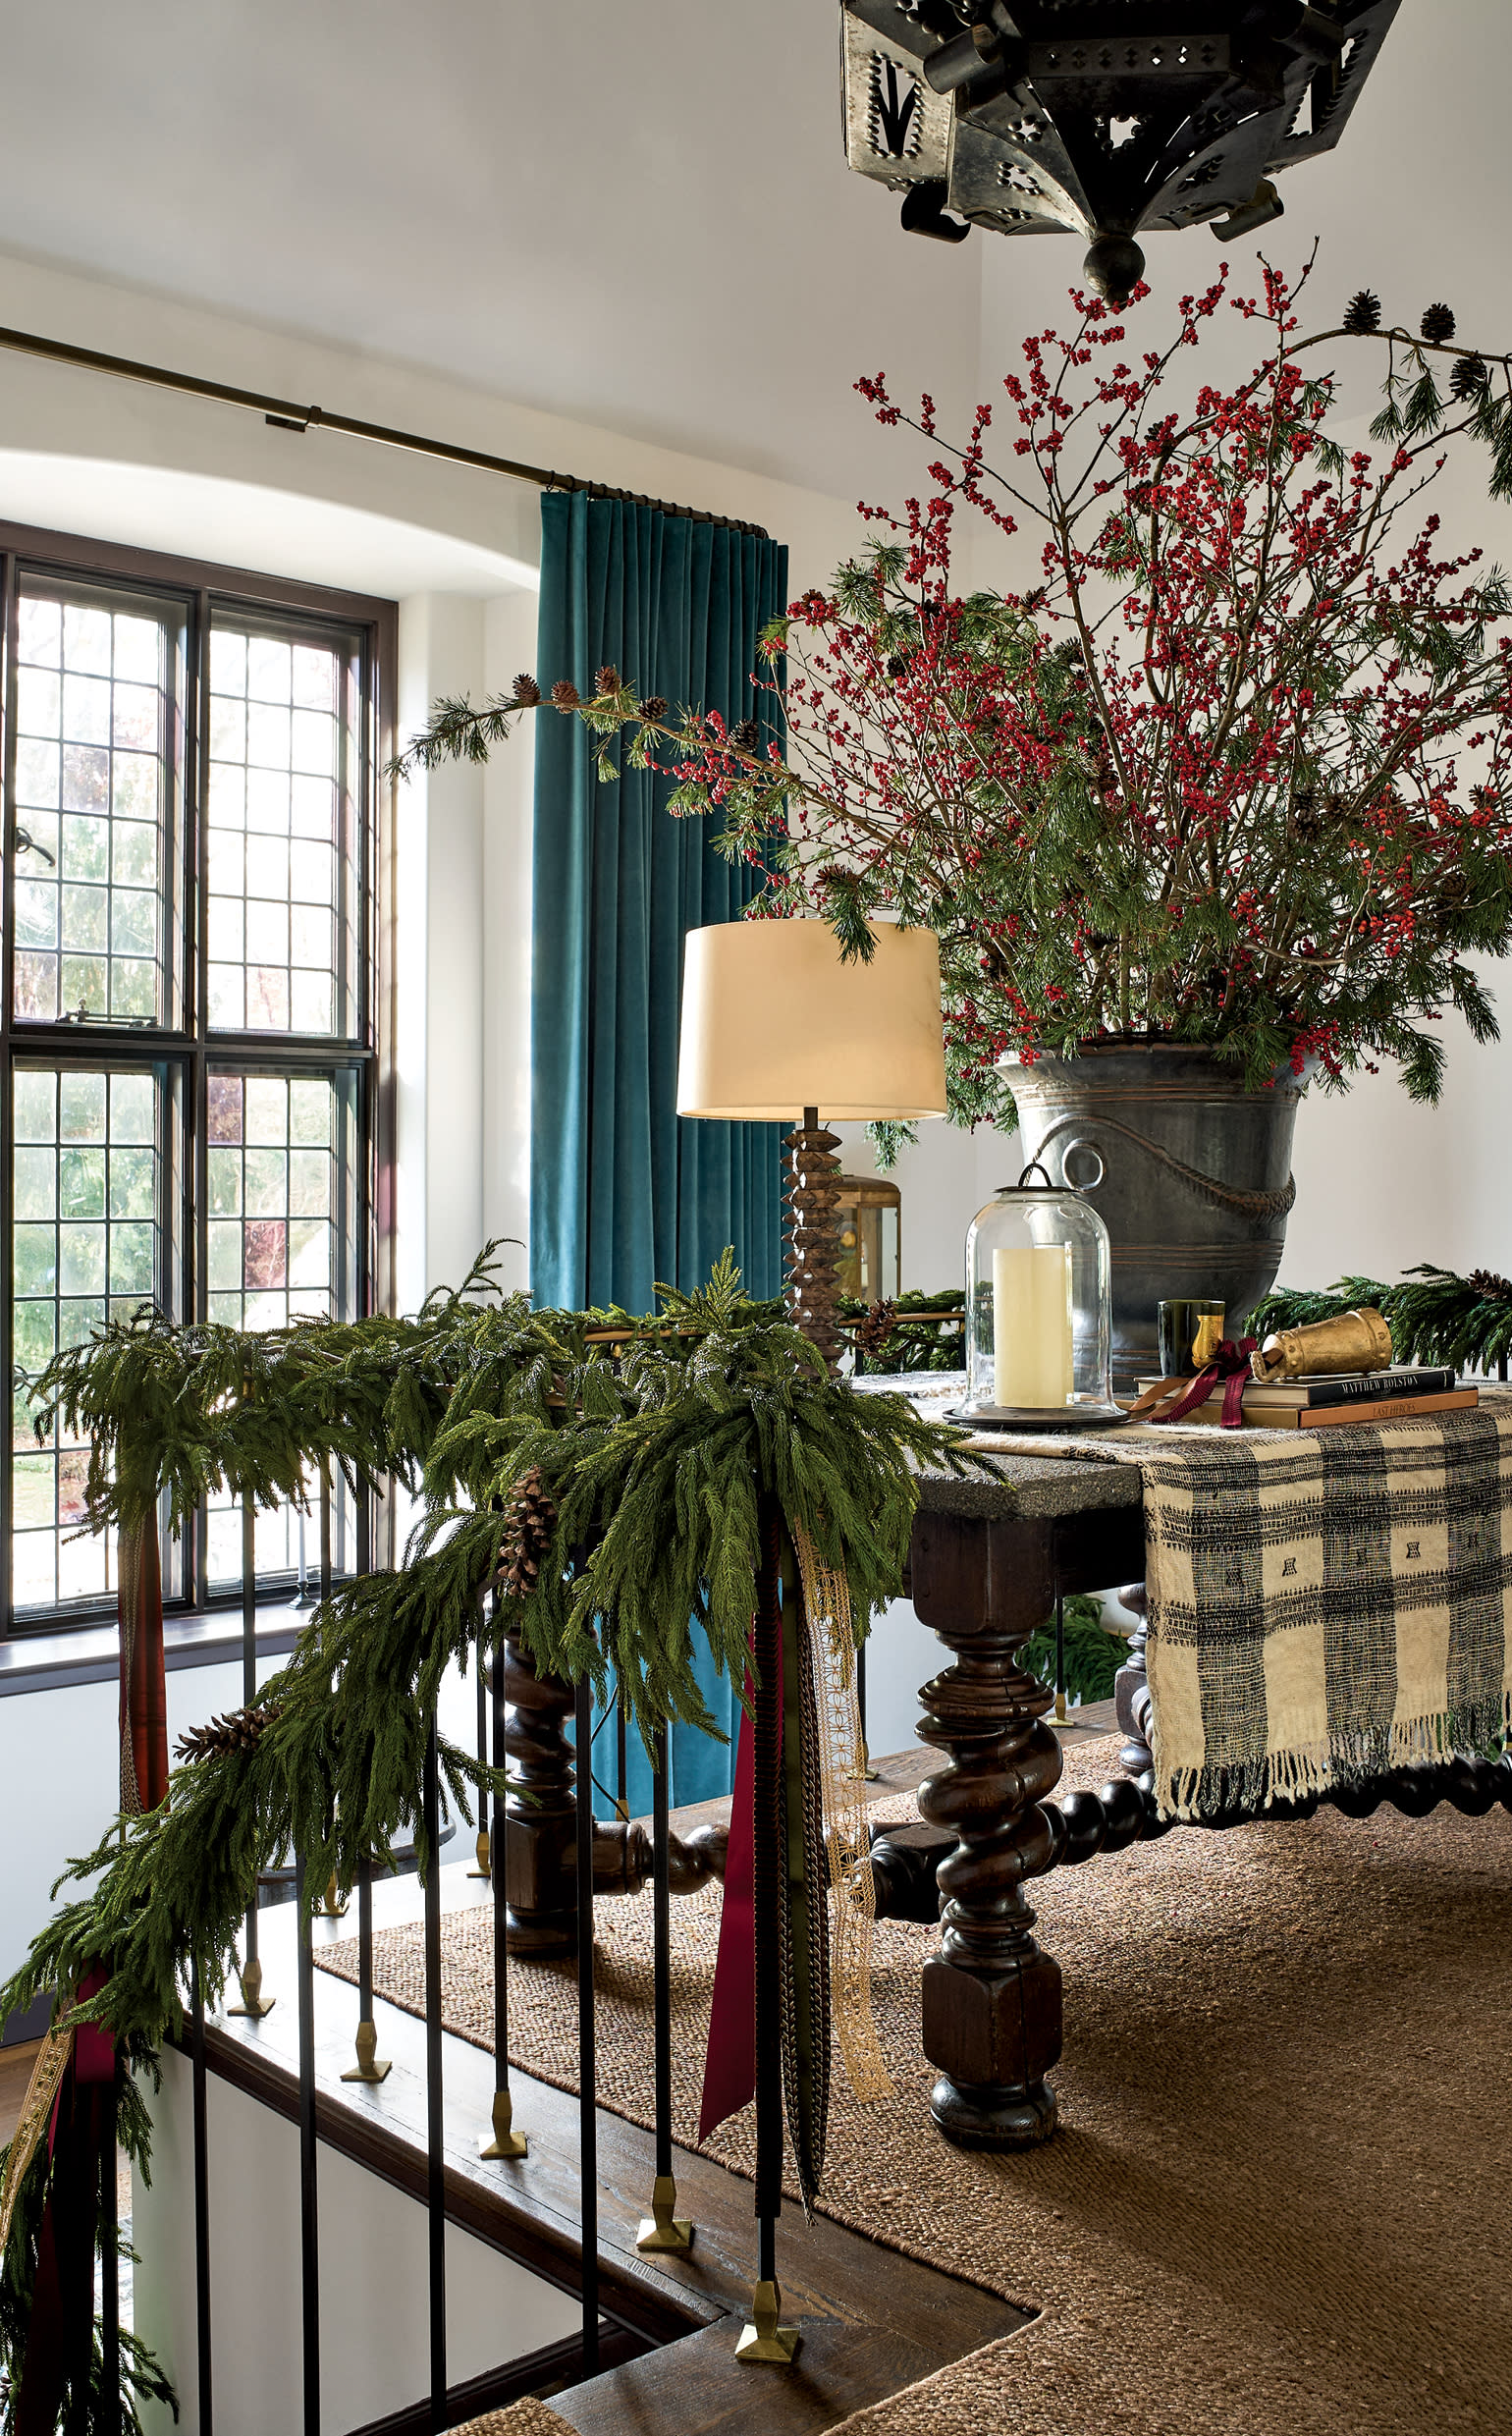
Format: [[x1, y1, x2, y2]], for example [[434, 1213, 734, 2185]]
[[1153, 1336, 1259, 1430]]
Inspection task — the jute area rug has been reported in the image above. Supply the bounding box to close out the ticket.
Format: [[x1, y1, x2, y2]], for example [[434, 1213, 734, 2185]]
[[317, 1738, 1510, 2435]]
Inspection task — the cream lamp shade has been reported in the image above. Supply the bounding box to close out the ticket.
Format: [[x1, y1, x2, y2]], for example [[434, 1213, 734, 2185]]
[[676, 918, 947, 1121]]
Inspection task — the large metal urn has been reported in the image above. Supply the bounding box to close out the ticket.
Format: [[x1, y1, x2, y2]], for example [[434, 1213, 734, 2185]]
[[1005, 1044, 1305, 1389]]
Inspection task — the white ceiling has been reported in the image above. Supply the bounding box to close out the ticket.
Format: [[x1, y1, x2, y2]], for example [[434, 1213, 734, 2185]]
[[0, 0, 985, 503], [0, 2, 1506, 506]]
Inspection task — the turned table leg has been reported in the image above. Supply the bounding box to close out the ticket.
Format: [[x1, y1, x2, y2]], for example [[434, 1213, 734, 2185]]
[[503, 1629, 732, 1955], [911, 1512, 1065, 2151], [1112, 1582, 1153, 1776], [503, 1628, 579, 1956]]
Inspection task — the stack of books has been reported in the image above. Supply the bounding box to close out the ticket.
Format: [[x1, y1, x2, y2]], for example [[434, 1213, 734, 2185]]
[[1133, 1367, 1477, 1429]]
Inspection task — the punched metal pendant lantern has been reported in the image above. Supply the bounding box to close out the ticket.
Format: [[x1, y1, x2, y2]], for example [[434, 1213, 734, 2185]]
[[840, 3, 1399, 298]]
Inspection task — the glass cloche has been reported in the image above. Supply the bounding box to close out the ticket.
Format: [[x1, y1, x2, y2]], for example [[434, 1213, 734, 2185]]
[[962, 1164, 1120, 1426]]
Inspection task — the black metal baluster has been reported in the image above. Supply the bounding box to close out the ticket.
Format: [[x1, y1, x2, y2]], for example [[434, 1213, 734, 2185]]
[[99, 2061, 119, 2434], [635, 1722, 691, 2255], [190, 1953, 212, 2436], [340, 1858, 391, 2085], [469, 1656, 491, 1880], [856, 1637, 880, 1780], [615, 1670, 628, 1823], [423, 1719, 448, 2429], [228, 1497, 273, 2017], [343, 1486, 388, 2084], [480, 1593, 525, 2158], [318, 1474, 347, 1921], [737, 1501, 797, 2363], [573, 1673, 599, 2378], [1052, 1592, 1070, 1733], [295, 1855, 321, 2436]]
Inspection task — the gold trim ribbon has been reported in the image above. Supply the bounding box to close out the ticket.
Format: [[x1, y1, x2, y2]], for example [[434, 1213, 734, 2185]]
[[0, 2024, 71, 2260], [790, 1519, 892, 2105]]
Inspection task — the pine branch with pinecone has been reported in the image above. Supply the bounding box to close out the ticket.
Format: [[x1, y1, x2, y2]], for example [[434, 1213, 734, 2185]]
[[176, 1701, 284, 1765], [497, 1466, 559, 1598]]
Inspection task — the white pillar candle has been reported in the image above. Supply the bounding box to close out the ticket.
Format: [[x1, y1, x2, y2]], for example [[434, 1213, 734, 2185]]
[[993, 1243, 1073, 1409]]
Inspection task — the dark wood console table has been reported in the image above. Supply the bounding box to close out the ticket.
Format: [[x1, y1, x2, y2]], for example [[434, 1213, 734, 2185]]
[[500, 1429, 1512, 2159]]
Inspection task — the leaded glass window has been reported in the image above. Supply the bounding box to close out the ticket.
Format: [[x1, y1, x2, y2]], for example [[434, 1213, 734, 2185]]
[[11, 579, 186, 1028], [1, 531, 385, 1635]]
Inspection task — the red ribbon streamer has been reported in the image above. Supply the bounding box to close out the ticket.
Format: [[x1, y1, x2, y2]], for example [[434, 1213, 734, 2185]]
[[697, 1642, 777, 2142], [120, 1523, 169, 1815], [1152, 1336, 1259, 1430]]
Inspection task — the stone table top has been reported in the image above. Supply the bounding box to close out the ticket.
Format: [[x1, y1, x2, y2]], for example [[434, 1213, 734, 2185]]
[[851, 1371, 1145, 1523]]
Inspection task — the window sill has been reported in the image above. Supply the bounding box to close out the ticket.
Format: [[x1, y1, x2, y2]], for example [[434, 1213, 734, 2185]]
[[0, 1601, 312, 1698]]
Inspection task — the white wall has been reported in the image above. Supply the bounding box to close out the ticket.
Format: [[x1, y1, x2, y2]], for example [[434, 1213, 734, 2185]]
[[135, 2045, 578, 2436], [0, 1648, 480, 1998], [0, 1655, 274, 1995]]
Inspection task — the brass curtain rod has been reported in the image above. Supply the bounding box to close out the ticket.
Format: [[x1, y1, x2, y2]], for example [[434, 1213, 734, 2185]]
[[0, 321, 771, 540]]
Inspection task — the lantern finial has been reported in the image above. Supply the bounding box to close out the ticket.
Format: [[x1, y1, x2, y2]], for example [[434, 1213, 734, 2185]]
[[1083, 234, 1145, 306]]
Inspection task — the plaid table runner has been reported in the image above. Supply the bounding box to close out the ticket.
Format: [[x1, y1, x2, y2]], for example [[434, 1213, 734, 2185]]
[[971, 1392, 1512, 1821]]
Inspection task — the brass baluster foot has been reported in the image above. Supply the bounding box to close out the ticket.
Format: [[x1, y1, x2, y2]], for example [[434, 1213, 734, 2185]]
[[735, 2278, 799, 2363], [323, 1871, 349, 1918], [227, 1952, 275, 2020], [467, 1824, 491, 1880], [340, 2018, 391, 2084], [635, 2172, 693, 2255], [478, 2086, 528, 2160]]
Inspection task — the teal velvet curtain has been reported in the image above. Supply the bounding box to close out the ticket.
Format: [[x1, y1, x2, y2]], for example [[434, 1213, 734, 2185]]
[[529, 491, 788, 1813]]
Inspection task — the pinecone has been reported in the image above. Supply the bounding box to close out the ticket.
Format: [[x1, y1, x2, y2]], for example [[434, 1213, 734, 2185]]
[[176, 1701, 282, 1765], [1467, 1269, 1512, 1304], [853, 1299, 898, 1359], [886, 654, 907, 679], [513, 674, 542, 706], [498, 1466, 558, 1598], [1420, 302, 1456, 345], [729, 718, 760, 753], [1342, 289, 1381, 336], [550, 679, 581, 712], [594, 664, 621, 696], [1449, 352, 1489, 402], [637, 695, 668, 723]]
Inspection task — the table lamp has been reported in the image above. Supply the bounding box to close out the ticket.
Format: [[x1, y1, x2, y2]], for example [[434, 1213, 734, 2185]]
[[676, 918, 947, 1370]]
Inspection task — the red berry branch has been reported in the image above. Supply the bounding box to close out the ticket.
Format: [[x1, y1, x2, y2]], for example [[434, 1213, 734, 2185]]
[[394, 254, 1512, 1139]]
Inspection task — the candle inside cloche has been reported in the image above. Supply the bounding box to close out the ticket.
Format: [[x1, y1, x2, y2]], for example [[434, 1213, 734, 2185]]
[[963, 1164, 1120, 1428]]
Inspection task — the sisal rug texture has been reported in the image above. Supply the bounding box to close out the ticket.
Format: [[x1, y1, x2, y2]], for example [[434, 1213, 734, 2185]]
[[321, 1739, 1511, 2435]]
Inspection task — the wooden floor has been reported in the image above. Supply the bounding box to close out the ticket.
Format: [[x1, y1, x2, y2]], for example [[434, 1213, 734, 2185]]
[[9, 1706, 1119, 2434]]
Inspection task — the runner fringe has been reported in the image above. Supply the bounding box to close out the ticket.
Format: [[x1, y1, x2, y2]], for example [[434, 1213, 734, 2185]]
[[1153, 1692, 1512, 1823]]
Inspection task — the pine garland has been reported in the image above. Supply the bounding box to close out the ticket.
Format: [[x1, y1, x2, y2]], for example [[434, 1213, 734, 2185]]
[[0, 1249, 987, 2429]]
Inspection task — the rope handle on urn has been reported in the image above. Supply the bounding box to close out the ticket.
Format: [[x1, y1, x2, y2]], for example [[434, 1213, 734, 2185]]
[[1031, 1112, 1297, 1223]]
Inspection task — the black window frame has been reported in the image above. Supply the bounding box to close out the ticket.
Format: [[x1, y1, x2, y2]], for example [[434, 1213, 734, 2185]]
[[0, 521, 396, 1639]]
